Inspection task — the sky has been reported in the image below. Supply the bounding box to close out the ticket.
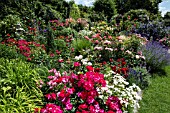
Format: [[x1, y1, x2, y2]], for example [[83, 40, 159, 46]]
[[65, 0, 170, 16], [159, 0, 170, 16]]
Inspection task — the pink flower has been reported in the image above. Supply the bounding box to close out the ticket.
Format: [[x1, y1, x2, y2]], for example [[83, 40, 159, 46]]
[[74, 62, 81, 67], [86, 96, 95, 104], [50, 53, 55, 57], [84, 36, 90, 40], [94, 40, 99, 44], [71, 48, 74, 52], [48, 68, 56, 73], [84, 81, 94, 91], [61, 76, 69, 83], [45, 93, 56, 100], [67, 88, 75, 94], [27, 57, 32, 61], [56, 50, 61, 55], [65, 103, 73, 110], [58, 59, 64, 63], [51, 93, 56, 100], [45, 93, 51, 100], [45, 104, 63, 113], [108, 35, 112, 39], [89, 105, 95, 112]]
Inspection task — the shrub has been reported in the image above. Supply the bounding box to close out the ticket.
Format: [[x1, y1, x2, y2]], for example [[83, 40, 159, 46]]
[[140, 41, 170, 72], [123, 9, 150, 22], [0, 43, 24, 59], [72, 38, 92, 55], [128, 66, 151, 89], [0, 58, 48, 112], [133, 20, 168, 41]]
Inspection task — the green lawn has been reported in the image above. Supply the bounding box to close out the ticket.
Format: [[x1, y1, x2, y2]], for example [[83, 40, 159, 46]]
[[138, 66, 170, 113]]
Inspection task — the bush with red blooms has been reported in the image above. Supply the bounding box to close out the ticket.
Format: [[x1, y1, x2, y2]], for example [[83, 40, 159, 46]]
[[34, 66, 123, 113], [110, 58, 129, 78], [2, 38, 46, 61]]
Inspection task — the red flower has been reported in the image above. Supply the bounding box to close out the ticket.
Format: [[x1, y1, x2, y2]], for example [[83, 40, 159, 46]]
[[109, 58, 113, 62], [103, 61, 107, 65], [111, 66, 116, 72], [116, 69, 121, 74], [6, 33, 11, 37], [58, 90, 66, 98], [107, 110, 115, 113], [78, 103, 88, 110], [121, 68, 128, 75], [84, 81, 94, 91], [86, 66, 94, 71], [121, 61, 126, 66], [94, 68, 100, 72]]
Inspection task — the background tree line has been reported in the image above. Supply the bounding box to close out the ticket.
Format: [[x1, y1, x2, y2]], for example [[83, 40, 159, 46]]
[[0, 0, 169, 25]]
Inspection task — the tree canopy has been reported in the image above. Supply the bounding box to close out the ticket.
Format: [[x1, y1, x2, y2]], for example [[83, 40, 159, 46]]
[[93, 0, 117, 20]]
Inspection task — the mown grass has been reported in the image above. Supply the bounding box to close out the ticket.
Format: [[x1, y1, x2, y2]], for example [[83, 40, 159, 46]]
[[138, 66, 170, 113]]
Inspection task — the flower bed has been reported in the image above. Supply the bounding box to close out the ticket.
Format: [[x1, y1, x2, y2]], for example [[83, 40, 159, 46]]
[[0, 17, 170, 112]]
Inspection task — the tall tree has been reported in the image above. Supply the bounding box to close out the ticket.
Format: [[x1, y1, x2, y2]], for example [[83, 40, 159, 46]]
[[115, 0, 162, 14], [93, 0, 117, 20], [164, 12, 170, 26]]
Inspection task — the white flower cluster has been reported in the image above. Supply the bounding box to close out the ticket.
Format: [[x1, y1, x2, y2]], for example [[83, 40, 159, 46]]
[[79, 30, 93, 36], [103, 40, 112, 45], [98, 71, 142, 112], [94, 46, 103, 50], [74, 55, 92, 66], [135, 55, 145, 60], [81, 58, 92, 65], [75, 55, 83, 60]]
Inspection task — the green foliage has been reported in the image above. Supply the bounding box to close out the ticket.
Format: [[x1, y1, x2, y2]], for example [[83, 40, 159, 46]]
[[60, 27, 78, 37], [88, 12, 106, 22], [0, 58, 48, 90], [93, 0, 117, 21], [0, 58, 48, 112], [0, 86, 43, 113], [69, 3, 80, 20], [72, 38, 92, 55], [0, 14, 21, 39], [46, 23, 55, 54], [0, 44, 23, 59]]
